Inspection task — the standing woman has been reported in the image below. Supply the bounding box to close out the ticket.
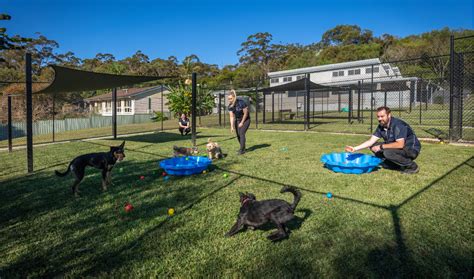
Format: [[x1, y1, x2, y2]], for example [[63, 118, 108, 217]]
[[228, 90, 250, 155]]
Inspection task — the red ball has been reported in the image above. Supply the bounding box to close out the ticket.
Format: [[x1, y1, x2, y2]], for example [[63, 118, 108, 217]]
[[162, 172, 167, 177], [124, 203, 134, 212], [140, 175, 145, 180]]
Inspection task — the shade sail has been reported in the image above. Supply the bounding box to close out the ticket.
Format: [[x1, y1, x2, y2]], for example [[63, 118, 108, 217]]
[[256, 78, 345, 93], [37, 65, 174, 94]]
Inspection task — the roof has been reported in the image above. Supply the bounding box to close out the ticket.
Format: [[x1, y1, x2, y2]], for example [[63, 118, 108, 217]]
[[268, 58, 381, 78], [85, 86, 168, 102], [242, 78, 347, 94]]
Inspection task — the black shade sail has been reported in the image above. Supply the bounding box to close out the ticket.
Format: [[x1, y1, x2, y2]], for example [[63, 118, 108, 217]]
[[37, 65, 173, 94]]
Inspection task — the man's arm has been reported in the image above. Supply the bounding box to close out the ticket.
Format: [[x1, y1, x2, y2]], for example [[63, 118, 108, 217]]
[[345, 135, 380, 152]]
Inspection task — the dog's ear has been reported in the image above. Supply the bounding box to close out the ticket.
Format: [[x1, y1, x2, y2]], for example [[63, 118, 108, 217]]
[[239, 192, 245, 198], [119, 141, 125, 149]]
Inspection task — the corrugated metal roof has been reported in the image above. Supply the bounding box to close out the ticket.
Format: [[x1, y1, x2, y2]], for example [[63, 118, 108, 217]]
[[268, 58, 381, 78]]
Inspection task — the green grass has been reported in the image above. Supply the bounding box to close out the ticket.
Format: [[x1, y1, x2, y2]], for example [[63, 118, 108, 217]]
[[0, 128, 472, 277]]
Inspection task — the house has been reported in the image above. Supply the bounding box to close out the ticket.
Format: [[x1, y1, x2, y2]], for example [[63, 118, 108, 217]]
[[266, 58, 432, 113], [85, 86, 170, 116]]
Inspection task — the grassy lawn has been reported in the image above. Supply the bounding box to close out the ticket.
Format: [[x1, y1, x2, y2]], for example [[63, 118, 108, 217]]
[[0, 128, 472, 277]]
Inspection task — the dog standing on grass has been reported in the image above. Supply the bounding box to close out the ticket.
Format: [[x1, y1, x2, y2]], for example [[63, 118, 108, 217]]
[[55, 141, 126, 197], [225, 185, 302, 242], [206, 138, 224, 160]]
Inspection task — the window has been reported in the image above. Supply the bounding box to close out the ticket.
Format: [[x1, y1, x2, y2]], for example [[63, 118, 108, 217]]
[[296, 75, 305, 80], [117, 100, 122, 113], [332, 71, 344, 77], [105, 101, 112, 113], [124, 100, 132, 113], [348, 69, 361, 75], [271, 78, 279, 83], [365, 66, 379, 74], [283, 76, 293, 82]]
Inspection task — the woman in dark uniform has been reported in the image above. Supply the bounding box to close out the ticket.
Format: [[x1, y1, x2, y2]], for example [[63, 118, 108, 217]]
[[178, 113, 191, 136], [228, 90, 250, 155]]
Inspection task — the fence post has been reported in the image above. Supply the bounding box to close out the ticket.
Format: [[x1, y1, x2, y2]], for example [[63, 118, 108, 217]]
[[305, 74, 310, 131], [161, 84, 164, 131], [263, 93, 266, 124], [271, 92, 275, 122], [223, 88, 226, 128], [449, 35, 455, 140], [7, 95, 12, 153], [370, 66, 374, 132], [112, 88, 117, 139], [191, 73, 197, 146], [357, 81, 361, 122], [348, 88, 352, 123], [218, 93, 222, 126], [255, 84, 259, 129], [409, 80, 415, 113], [25, 53, 33, 173]]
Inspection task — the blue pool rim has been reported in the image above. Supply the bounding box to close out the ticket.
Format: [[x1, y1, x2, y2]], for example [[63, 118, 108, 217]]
[[320, 152, 382, 174], [159, 156, 212, 176]]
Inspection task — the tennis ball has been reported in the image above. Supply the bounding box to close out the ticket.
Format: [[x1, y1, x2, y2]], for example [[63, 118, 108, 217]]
[[223, 173, 228, 178], [202, 170, 207, 174], [168, 208, 175, 216]]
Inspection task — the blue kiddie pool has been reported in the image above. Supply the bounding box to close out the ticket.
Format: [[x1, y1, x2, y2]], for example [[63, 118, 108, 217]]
[[320, 152, 382, 174], [159, 156, 212, 176]]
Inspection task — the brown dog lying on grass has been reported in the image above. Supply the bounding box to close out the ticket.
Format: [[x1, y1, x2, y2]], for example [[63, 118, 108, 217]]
[[55, 141, 125, 197], [225, 186, 302, 242], [173, 145, 198, 157]]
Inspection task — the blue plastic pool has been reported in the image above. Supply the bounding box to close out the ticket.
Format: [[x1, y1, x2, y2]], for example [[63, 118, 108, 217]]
[[320, 152, 382, 174], [159, 156, 212, 176]]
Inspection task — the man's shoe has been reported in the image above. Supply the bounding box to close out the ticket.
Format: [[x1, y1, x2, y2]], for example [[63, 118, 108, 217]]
[[401, 162, 419, 174], [380, 161, 400, 170]]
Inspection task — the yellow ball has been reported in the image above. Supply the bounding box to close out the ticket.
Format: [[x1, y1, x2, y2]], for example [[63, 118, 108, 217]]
[[168, 208, 175, 216], [440, 141, 445, 144], [202, 170, 207, 174]]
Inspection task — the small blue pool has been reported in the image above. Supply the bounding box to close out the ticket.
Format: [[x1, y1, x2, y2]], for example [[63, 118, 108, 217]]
[[320, 152, 382, 174], [159, 156, 212, 176]]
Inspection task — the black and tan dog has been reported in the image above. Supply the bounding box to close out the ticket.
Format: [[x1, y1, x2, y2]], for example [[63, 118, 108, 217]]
[[225, 186, 302, 242], [55, 141, 126, 197]]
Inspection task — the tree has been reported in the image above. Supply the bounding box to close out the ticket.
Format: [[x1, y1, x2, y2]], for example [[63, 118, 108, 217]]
[[321, 25, 374, 46], [237, 32, 275, 80]]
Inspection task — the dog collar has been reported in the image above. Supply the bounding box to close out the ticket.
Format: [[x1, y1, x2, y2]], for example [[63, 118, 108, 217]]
[[241, 198, 251, 206]]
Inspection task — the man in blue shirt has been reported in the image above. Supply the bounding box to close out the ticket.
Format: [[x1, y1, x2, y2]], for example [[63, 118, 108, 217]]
[[345, 106, 421, 174]]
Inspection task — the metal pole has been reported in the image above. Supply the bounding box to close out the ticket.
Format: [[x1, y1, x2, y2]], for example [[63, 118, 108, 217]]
[[271, 92, 275, 122], [218, 93, 222, 126], [161, 84, 164, 131], [26, 53, 33, 173], [384, 91, 387, 107], [370, 65, 374, 132], [338, 91, 341, 112], [296, 91, 299, 118], [255, 84, 259, 129], [305, 74, 310, 130], [409, 80, 415, 113], [191, 73, 197, 146], [419, 79, 422, 125], [449, 35, 455, 140], [357, 81, 361, 121], [263, 93, 266, 124], [52, 94, 55, 142], [348, 89, 352, 123], [7, 95, 12, 153], [112, 88, 117, 139], [223, 88, 226, 128]]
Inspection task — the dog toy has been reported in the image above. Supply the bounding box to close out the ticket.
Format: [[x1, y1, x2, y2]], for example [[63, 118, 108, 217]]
[[163, 176, 170, 181], [124, 202, 134, 212], [223, 173, 228, 178], [168, 208, 175, 216], [280, 147, 288, 152], [326, 192, 333, 199], [186, 157, 189, 160], [202, 170, 207, 174], [140, 175, 145, 180], [162, 171, 167, 176]]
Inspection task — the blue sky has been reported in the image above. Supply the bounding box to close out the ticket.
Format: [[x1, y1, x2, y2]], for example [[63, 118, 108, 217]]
[[2, 0, 473, 67]]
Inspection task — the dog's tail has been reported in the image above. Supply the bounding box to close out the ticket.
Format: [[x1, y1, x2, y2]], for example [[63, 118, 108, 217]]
[[208, 138, 212, 143], [281, 185, 301, 212], [55, 162, 72, 177]]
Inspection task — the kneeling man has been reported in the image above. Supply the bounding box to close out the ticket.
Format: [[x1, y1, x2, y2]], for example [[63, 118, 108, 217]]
[[345, 106, 421, 174]]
